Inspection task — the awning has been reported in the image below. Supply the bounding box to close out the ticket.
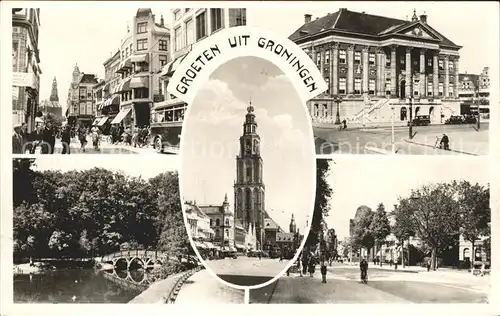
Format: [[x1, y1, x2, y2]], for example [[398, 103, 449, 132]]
[[92, 118, 100, 125], [102, 95, 120, 108], [160, 54, 187, 77], [116, 58, 132, 73], [235, 243, 246, 249], [195, 241, 207, 249], [204, 242, 215, 249], [110, 108, 132, 124], [97, 116, 108, 126], [103, 82, 110, 91], [96, 102, 104, 111], [130, 54, 148, 63], [130, 76, 149, 89], [114, 77, 132, 94]]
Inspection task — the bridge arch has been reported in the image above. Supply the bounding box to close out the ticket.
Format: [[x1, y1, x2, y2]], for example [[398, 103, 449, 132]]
[[128, 257, 145, 270]]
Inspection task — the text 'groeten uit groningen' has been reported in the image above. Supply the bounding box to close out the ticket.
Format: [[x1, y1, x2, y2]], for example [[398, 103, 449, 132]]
[[175, 35, 318, 95]]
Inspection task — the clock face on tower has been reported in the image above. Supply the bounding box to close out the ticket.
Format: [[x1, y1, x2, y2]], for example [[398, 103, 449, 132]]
[[246, 144, 252, 154]]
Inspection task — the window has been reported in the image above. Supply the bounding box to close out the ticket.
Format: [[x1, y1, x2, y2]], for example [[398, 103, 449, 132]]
[[449, 61, 454, 71], [368, 79, 375, 95], [438, 60, 444, 70], [185, 8, 190, 13], [235, 8, 246, 26], [174, 10, 180, 21], [438, 83, 444, 96], [137, 22, 147, 34], [413, 79, 420, 96], [210, 8, 223, 32], [354, 78, 361, 94], [354, 51, 361, 63], [159, 39, 168, 51], [185, 19, 194, 46], [325, 77, 329, 94], [325, 51, 330, 64], [427, 82, 433, 96], [174, 27, 182, 51], [400, 56, 405, 64], [137, 39, 147, 51], [427, 58, 432, 67], [369, 54, 375, 65], [385, 54, 391, 67], [210, 219, 213, 226], [226, 229, 229, 237], [339, 50, 346, 64], [216, 218, 220, 226], [130, 43, 133, 55], [385, 78, 391, 95], [339, 78, 346, 94], [125, 47, 129, 57], [449, 83, 454, 96], [196, 12, 207, 40], [316, 53, 321, 66], [159, 55, 168, 66]]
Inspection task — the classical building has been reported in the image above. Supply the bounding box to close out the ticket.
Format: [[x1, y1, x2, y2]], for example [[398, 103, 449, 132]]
[[39, 77, 63, 119], [151, 8, 247, 153], [290, 9, 462, 125], [234, 103, 265, 250], [112, 8, 170, 129], [12, 8, 42, 132], [458, 66, 490, 117], [66, 65, 98, 126]]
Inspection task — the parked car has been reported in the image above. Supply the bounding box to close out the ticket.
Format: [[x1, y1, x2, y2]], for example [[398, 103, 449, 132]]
[[463, 114, 477, 124], [409, 115, 431, 126], [445, 115, 465, 125]]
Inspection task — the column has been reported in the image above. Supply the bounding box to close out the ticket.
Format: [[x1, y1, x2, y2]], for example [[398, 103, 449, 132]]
[[419, 48, 426, 97], [405, 47, 412, 98], [331, 43, 338, 96], [362, 46, 369, 94], [454, 57, 460, 98], [390, 45, 397, 96], [347, 44, 354, 94], [381, 53, 387, 96], [320, 47, 325, 76], [433, 52, 439, 98], [444, 55, 449, 98], [311, 44, 317, 65], [376, 48, 383, 96]]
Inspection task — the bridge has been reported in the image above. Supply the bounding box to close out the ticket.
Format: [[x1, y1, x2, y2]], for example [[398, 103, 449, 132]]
[[100, 249, 170, 270]]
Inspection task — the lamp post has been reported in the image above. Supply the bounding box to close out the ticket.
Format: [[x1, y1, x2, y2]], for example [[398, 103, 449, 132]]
[[390, 95, 395, 154], [476, 79, 481, 130], [408, 74, 414, 139], [333, 95, 342, 125]]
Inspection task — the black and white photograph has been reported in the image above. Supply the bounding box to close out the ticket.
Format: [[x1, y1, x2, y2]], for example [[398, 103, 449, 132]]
[[250, 158, 491, 304], [180, 56, 316, 287], [11, 156, 244, 304], [11, 7, 247, 155]]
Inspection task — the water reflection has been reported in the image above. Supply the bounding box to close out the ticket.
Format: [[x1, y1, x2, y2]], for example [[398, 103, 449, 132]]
[[14, 269, 146, 303]]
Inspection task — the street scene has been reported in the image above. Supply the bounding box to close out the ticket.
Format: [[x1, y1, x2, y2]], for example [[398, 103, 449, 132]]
[[275, 6, 492, 155], [12, 156, 243, 304], [180, 56, 314, 286], [12, 7, 246, 155], [251, 158, 491, 303]]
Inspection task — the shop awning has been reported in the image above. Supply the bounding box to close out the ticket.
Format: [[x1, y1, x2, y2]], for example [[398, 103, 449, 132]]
[[116, 58, 132, 73], [130, 54, 148, 63], [92, 118, 101, 125], [130, 76, 149, 89], [96, 102, 104, 111], [102, 95, 120, 108], [97, 116, 108, 126], [204, 242, 215, 249], [160, 54, 188, 77], [110, 108, 132, 124], [114, 77, 132, 94], [103, 82, 110, 92]]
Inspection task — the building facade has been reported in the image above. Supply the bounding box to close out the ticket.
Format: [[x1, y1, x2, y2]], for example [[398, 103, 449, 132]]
[[199, 194, 236, 252], [151, 8, 247, 153], [94, 50, 121, 129], [458, 66, 490, 117], [290, 9, 462, 125], [112, 8, 170, 129], [12, 8, 42, 132], [39, 77, 63, 119], [67, 66, 98, 127], [234, 103, 265, 250]]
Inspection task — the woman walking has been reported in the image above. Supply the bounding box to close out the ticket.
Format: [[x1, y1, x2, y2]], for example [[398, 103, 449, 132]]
[[308, 253, 316, 277], [320, 255, 328, 283]]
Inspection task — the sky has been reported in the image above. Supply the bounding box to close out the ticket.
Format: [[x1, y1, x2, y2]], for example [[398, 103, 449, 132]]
[[32, 155, 179, 179], [34, 2, 498, 113], [180, 56, 316, 232], [327, 157, 490, 241]]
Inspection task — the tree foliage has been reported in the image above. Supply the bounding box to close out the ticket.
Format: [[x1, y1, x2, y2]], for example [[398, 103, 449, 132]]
[[351, 206, 374, 252], [13, 163, 190, 261], [305, 159, 333, 248], [369, 203, 391, 247]]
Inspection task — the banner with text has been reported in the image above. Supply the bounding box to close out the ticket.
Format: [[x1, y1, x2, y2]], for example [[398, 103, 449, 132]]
[[167, 26, 327, 103]]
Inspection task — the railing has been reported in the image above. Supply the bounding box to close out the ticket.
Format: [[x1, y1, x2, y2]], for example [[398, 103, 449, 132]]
[[101, 249, 169, 261]]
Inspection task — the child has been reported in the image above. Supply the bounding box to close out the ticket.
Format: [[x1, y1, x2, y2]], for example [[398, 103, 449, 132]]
[[321, 258, 328, 283]]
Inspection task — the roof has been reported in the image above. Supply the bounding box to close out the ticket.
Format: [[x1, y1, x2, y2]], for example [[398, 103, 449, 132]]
[[79, 73, 98, 84], [40, 100, 62, 108], [198, 205, 222, 215], [103, 51, 120, 66], [264, 218, 280, 230], [459, 73, 480, 83], [136, 8, 152, 17], [289, 8, 459, 48]]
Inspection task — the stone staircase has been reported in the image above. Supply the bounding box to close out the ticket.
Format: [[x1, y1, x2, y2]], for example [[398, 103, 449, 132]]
[[350, 98, 393, 124]]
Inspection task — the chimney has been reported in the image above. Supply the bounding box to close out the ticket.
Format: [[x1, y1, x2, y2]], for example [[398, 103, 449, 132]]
[[304, 14, 312, 23], [419, 13, 427, 23]]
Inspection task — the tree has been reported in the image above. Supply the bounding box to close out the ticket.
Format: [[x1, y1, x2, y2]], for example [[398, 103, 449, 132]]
[[391, 200, 416, 267], [369, 203, 391, 265], [351, 206, 374, 260], [13, 158, 37, 207], [454, 180, 490, 272], [398, 183, 460, 270], [305, 159, 333, 248]]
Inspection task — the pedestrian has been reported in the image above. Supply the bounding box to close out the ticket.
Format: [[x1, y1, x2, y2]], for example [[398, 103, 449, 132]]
[[12, 124, 24, 154], [389, 259, 393, 267], [78, 125, 87, 152], [297, 255, 303, 277], [308, 254, 316, 277], [426, 258, 431, 272], [61, 125, 72, 154], [342, 119, 347, 130], [41, 121, 56, 154], [301, 251, 308, 276], [480, 262, 486, 277], [440, 133, 450, 150], [320, 256, 328, 283]]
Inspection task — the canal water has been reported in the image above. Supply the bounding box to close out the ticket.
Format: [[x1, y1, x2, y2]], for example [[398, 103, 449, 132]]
[[14, 269, 149, 303]]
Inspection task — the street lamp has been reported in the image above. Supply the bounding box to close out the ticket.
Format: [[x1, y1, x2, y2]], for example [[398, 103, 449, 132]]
[[389, 95, 395, 154], [476, 78, 481, 130], [333, 95, 342, 125], [408, 74, 415, 140]]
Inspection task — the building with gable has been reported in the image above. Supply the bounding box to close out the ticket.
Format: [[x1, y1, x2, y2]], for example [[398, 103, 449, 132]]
[[458, 66, 490, 117], [66, 64, 98, 127], [289, 8, 462, 125]]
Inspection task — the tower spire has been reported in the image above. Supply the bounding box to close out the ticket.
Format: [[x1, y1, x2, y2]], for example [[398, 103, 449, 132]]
[[50, 77, 59, 102], [411, 9, 418, 22]]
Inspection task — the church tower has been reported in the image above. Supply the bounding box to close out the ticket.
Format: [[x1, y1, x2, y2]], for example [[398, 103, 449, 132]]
[[50, 77, 59, 102], [234, 102, 265, 250], [289, 213, 297, 234], [72, 64, 81, 84]]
